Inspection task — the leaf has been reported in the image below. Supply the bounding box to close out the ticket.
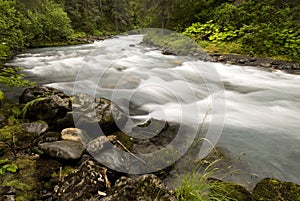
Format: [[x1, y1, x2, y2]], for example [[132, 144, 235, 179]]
[[2, 164, 18, 173]]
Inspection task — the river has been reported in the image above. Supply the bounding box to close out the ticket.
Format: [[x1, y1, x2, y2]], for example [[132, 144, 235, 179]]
[[6, 34, 300, 188]]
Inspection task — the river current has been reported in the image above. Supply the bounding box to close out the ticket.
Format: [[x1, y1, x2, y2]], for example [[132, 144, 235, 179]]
[[6, 35, 300, 187]]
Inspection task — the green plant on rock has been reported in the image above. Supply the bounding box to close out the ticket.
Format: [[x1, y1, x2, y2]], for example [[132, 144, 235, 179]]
[[0, 90, 4, 102], [20, 96, 47, 119], [0, 159, 18, 176]]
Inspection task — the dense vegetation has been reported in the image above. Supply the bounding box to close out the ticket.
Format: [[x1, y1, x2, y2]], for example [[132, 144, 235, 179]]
[[0, 0, 299, 63]]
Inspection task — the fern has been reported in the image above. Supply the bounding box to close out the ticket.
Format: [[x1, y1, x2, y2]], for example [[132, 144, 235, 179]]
[[20, 97, 47, 119]]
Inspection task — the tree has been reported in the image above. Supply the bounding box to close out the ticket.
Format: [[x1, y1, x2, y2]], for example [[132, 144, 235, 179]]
[[0, 0, 24, 60]]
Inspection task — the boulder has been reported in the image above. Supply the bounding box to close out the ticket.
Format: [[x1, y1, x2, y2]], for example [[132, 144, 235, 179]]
[[39, 140, 84, 160], [87, 135, 130, 172], [103, 174, 177, 201], [20, 86, 71, 126], [252, 178, 300, 201], [72, 94, 128, 136]]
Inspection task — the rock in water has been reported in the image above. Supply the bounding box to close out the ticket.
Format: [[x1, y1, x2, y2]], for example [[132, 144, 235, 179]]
[[103, 174, 177, 201], [39, 140, 84, 160], [72, 94, 128, 136], [253, 178, 300, 201]]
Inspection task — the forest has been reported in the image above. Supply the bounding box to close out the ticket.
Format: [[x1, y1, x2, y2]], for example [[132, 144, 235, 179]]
[[0, 0, 299, 62]]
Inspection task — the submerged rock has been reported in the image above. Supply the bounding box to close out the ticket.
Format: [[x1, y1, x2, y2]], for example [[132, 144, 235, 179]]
[[252, 178, 300, 201], [103, 174, 177, 201], [39, 140, 84, 160]]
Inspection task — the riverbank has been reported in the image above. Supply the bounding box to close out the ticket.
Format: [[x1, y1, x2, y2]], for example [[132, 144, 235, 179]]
[[142, 30, 300, 74], [0, 86, 299, 200]]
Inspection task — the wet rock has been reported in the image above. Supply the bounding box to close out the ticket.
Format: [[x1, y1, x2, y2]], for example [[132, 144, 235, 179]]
[[54, 159, 111, 201], [39, 140, 84, 160], [87, 135, 116, 154], [131, 120, 178, 154], [20, 86, 71, 126], [217, 56, 226, 62], [162, 48, 176, 56], [23, 121, 48, 135], [72, 94, 127, 136], [103, 174, 177, 201], [252, 178, 300, 201], [238, 59, 247, 64], [61, 128, 90, 146], [260, 62, 272, 67], [87, 135, 130, 172]]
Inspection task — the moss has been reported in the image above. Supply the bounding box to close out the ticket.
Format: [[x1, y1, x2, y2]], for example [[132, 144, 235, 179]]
[[0, 157, 39, 200], [0, 123, 39, 148], [143, 30, 203, 56], [0, 90, 4, 103], [115, 131, 133, 150], [51, 166, 74, 180], [252, 178, 300, 201], [209, 180, 253, 201]]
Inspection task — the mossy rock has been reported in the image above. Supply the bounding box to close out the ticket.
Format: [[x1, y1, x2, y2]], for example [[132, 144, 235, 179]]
[[209, 179, 254, 201], [252, 178, 300, 201]]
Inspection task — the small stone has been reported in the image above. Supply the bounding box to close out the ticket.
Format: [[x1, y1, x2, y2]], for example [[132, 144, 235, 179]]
[[217, 56, 226, 62], [238, 59, 247, 64], [23, 121, 48, 135], [260, 62, 271, 67], [61, 128, 90, 146], [39, 140, 84, 160]]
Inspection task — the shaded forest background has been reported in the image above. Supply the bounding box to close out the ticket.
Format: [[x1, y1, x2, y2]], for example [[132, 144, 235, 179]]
[[0, 0, 299, 61]]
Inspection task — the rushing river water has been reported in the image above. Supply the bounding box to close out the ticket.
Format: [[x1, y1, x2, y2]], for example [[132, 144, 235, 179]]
[[6, 35, 300, 188]]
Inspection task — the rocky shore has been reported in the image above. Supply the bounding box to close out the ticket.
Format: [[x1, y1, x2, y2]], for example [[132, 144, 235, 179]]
[[0, 86, 299, 200]]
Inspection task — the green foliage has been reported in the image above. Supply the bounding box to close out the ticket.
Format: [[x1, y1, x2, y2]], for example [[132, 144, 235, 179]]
[[176, 158, 233, 201], [182, 0, 300, 60], [0, 0, 24, 61], [20, 97, 47, 119], [25, 0, 73, 44], [0, 90, 4, 102], [0, 159, 18, 176], [0, 67, 35, 87], [144, 30, 203, 56]]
